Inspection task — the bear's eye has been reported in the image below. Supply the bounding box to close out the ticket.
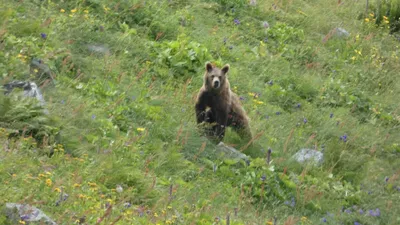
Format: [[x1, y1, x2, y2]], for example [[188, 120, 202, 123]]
[[211, 75, 215, 78]]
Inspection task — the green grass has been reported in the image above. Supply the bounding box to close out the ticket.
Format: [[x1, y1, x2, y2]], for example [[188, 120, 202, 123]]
[[1, 0, 400, 224]]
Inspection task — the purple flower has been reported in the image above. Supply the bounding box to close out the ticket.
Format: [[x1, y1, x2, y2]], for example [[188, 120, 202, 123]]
[[296, 103, 301, 108], [354, 222, 361, 225], [303, 118, 308, 124], [322, 218, 327, 223], [267, 80, 273, 85], [223, 37, 227, 44], [330, 113, 334, 118], [239, 96, 245, 101], [345, 209, 351, 214], [61, 100, 65, 104], [385, 176, 389, 182], [290, 197, 295, 207], [368, 209, 380, 217], [339, 134, 347, 142], [229, 45, 233, 50], [92, 114, 96, 120], [276, 112, 281, 115], [359, 209, 364, 214], [262, 21, 269, 28], [234, 19, 240, 25], [40, 33, 47, 39], [261, 174, 266, 181]]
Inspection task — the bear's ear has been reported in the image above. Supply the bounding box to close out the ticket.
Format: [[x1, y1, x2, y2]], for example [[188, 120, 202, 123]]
[[221, 64, 230, 75], [205, 62, 213, 73]]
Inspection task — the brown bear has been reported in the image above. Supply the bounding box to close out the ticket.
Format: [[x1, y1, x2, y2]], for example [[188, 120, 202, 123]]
[[195, 62, 252, 142]]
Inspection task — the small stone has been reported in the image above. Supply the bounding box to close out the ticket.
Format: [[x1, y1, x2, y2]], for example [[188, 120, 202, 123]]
[[293, 148, 324, 165], [4, 203, 57, 225]]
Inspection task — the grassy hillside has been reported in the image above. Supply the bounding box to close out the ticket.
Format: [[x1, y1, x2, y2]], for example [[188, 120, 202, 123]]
[[1, 0, 400, 224]]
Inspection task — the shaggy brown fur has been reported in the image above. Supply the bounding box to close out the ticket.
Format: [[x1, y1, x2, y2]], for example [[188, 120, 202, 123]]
[[195, 62, 252, 142]]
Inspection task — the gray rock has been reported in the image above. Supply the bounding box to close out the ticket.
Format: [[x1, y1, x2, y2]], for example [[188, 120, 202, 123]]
[[293, 148, 323, 165], [4, 203, 57, 225], [30, 58, 55, 86], [86, 44, 110, 55], [217, 142, 250, 165], [3, 81, 49, 114], [334, 27, 350, 38]]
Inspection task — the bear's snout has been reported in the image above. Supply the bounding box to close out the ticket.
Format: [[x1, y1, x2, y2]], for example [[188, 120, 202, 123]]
[[212, 77, 220, 89]]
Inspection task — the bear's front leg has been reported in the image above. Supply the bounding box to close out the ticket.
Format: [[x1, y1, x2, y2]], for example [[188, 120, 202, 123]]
[[195, 92, 207, 124], [215, 110, 228, 142]]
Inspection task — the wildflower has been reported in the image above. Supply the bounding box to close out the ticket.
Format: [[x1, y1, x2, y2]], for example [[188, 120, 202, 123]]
[[92, 114, 96, 120], [154, 212, 158, 217], [359, 209, 364, 214], [12, 174, 16, 177], [365, 18, 370, 22], [369, 13, 374, 17], [223, 37, 227, 44], [262, 21, 269, 28], [60, 9, 65, 13], [54, 187, 61, 192], [84, 9, 89, 14], [261, 174, 266, 182], [383, 16, 389, 20], [385, 176, 389, 182], [322, 217, 327, 222], [301, 216, 307, 222], [345, 209, 351, 214], [296, 103, 301, 108], [303, 118, 308, 124], [266, 221, 273, 225], [234, 19, 240, 25], [354, 222, 361, 225], [340, 134, 347, 142], [116, 185, 123, 193], [40, 33, 47, 39], [263, 37, 268, 42], [239, 96, 245, 101], [330, 113, 334, 118], [167, 205, 172, 209], [46, 178, 52, 187], [73, 183, 81, 188], [229, 45, 233, 50], [19, 220, 26, 224], [71, 8, 77, 13]]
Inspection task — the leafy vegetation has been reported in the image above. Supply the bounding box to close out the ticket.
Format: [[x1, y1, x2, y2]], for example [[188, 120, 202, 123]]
[[0, 0, 400, 224]]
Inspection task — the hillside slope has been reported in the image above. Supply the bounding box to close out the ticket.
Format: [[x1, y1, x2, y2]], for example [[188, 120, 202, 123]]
[[1, 0, 399, 224]]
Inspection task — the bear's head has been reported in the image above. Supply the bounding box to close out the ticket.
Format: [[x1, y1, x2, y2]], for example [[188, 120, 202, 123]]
[[204, 62, 230, 91]]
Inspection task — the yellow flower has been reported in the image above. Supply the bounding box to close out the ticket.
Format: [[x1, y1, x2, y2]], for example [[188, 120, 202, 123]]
[[19, 220, 26, 224], [71, 8, 77, 13], [364, 18, 370, 22], [12, 174, 17, 177], [383, 16, 389, 20], [166, 220, 173, 225], [266, 222, 273, 225], [54, 188, 61, 192], [354, 49, 362, 55], [351, 56, 356, 60], [60, 9, 65, 13], [369, 13, 374, 17], [137, 127, 145, 132], [384, 20, 389, 24], [78, 194, 86, 199], [301, 216, 308, 222], [46, 178, 52, 187], [154, 212, 158, 217], [88, 182, 97, 187], [167, 205, 173, 209], [73, 183, 81, 188], [84, 10, 89, 14], [38, 173, 46, 178], [162, 209, 166, 214]]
